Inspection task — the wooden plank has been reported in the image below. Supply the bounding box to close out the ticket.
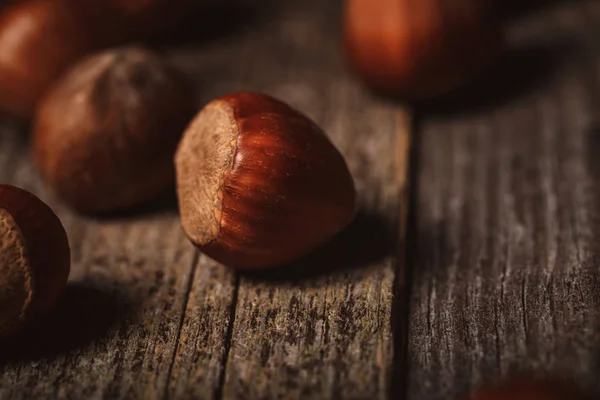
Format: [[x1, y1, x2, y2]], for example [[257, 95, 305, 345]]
[[177, 2, 401, 399], [407, 2, 600, 399]]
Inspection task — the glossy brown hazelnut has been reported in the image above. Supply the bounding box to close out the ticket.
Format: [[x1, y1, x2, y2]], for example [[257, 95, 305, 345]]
[[33, 46, 196, 214], [344, 0, 504, 100], [0, 184, 70, 340], [175, 92, 357, 270], [0, 0, 97, 119], [466, 374, 594, 400]]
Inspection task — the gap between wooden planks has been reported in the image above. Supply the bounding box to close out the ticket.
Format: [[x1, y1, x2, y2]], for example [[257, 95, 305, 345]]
[[392, 106, 415, 400]]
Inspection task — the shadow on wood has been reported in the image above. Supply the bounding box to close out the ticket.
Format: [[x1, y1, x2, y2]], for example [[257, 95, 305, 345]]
[[584, 125, 600, 397], [585, 125, 600, 170], [417, 44, 563, 116], [0, 282, 137, 363], [83, 188, 180, 221], [151, 0, 283, 48], [390, 109, 422, 400], [0, 118, 29, 143], [497, 0, 575, 21], [240, 209, 398, 283]]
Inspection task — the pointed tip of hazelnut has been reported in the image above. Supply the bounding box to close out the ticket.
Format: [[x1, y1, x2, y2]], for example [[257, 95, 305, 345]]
[[175, 92, 357, 270]]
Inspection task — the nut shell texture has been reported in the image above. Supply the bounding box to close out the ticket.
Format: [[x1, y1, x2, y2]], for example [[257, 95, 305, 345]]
[[344, 0, 503, 100], [0, 185, 70, 339], [33, 46, 196, 214], [175, 92, 357, 269]]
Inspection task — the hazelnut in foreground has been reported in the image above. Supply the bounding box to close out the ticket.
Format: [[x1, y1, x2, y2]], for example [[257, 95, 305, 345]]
[[344, 0, 504, 101], [0, 185, 70, 340], [465, 374, 594, 400], [33, 46, 196, 214], [175, 92, 357, 270]]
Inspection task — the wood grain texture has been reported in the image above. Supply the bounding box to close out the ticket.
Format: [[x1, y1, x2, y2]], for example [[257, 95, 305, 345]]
[[407, 2, 600, 399]]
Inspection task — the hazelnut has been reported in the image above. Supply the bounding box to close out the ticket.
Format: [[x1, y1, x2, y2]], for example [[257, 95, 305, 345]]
[[0, 0, 98, 119], [466, 374, 593, 400], [0, 184, 70, 340], [175, 92, 357, 270], [344, 0, 504, 100], [33, 46, 196, 214]]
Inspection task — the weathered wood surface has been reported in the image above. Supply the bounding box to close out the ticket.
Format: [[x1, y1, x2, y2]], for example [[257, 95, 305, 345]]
[[0, 0, 400, 399], [407, 2, 600, 399]]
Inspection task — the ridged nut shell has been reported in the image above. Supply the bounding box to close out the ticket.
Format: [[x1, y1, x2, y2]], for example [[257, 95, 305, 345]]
[[175, 92, 357, 270]]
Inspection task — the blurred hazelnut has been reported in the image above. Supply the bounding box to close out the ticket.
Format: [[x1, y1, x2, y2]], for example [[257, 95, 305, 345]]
[[0, 0, 96, 118], [33, 46, 196, 214], [344, 0, 504, 100]]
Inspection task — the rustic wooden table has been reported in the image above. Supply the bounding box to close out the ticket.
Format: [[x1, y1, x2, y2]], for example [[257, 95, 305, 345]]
[[0, 0, 599, 399]]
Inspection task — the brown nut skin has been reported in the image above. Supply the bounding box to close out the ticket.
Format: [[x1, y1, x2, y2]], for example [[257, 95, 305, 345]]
[[0, 185, 70, 340], [465, 375, 594, 400], [0, 0, 97, 119], [33, 46, 196, 214], [175, 92, 357, 270], [344, 0, 504, 101]]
